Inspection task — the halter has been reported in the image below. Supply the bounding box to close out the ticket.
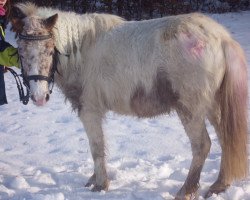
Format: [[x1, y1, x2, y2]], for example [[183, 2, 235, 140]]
[[18, 33, 53, 41], [16, 33, 59, 105]]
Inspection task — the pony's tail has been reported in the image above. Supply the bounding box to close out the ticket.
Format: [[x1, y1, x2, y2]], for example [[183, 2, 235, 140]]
[[217, 40, 248, 183]]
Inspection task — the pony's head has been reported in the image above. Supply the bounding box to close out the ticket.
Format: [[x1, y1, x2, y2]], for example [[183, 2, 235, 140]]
[[11, 3, 58, 106]]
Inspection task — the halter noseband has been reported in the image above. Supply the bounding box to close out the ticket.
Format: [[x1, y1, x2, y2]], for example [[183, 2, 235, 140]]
[[17, 33, 58, 105]]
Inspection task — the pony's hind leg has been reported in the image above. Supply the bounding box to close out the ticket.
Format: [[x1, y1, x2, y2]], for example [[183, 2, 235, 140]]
[[79, 110, 109, 192], [175, 110, 211, 200], [205, 105, 232, 197]]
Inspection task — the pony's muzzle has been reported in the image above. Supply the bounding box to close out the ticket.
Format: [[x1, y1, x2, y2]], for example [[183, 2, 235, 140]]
[[29, 79, 51, 106], [31, 93, 50, 106]]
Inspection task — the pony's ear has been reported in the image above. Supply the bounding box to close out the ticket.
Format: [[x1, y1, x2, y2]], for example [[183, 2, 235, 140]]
[[43, 14, 58, 31], [9, 6, 26, 33]]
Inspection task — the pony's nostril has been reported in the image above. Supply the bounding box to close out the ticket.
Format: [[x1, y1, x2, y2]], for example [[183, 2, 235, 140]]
[[45, 94, 50, 101]]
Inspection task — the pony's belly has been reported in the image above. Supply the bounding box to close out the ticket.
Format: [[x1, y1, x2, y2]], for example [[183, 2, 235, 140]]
[[110, 100, 134, 116], [110, 93, 174, 118]]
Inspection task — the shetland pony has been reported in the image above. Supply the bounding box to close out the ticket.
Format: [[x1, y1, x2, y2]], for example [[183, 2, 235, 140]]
[[10, 3, 248, 199]]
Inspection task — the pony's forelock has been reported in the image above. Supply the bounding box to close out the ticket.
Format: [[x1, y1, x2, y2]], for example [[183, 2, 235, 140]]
[[15, 2, 38, 17]]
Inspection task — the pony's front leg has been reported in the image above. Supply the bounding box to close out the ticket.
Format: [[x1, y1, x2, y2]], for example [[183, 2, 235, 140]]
[[175, 111, 211, 200], [79, 110, 109, 192]]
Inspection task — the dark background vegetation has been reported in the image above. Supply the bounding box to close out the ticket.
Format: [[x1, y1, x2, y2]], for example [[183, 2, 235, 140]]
[[11, 0, 250, 20]]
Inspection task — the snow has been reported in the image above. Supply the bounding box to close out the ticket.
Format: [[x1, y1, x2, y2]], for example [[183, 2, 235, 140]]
[[1, 11, 250, 200]]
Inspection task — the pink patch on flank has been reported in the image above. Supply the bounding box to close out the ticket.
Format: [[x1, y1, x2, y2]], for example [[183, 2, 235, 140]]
[[179, 32, 206, 59]]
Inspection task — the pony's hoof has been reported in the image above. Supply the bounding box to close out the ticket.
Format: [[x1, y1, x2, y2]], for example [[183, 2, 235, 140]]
[[175, 185, 199, 200], [85, 173, 96, 187], [205, 182, 229, 198], [175, 193, 197, 200], [91, 181, 109, 192], [85, 173, 109, 192], [91, 185, 105, 192], [204, 191, 213, 198], [204, 187, 227, 199], [85, 182, 93, 187]]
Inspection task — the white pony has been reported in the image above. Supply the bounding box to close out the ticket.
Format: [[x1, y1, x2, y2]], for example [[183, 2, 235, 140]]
[[11, 3, 248, 199]]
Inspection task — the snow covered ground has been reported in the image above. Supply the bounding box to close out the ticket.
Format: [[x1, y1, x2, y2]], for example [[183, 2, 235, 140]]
[[0, 11, 250, 200]]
